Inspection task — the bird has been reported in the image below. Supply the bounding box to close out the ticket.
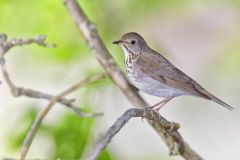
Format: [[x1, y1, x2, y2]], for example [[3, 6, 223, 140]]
[[113, 32, 234, 111]]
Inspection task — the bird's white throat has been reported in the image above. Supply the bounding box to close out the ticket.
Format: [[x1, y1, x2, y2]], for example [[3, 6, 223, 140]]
[[120, 45, 130, 59]]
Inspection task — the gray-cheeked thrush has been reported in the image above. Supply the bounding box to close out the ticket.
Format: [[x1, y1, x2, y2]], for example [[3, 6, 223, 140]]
[[113, 32, 233, 111]]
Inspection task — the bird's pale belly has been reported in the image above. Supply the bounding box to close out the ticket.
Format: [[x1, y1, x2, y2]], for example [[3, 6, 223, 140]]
[[128, 72, 186, 98]]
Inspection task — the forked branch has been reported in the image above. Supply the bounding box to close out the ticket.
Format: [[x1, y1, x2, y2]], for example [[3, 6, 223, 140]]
[[0, 34, 106, 160], [0, 34, 104, 117], [85, 108, 180, 160], [20, 73, 106, 160]]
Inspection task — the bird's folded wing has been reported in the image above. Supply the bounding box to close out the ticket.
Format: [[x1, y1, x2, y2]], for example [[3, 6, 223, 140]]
[[137, 53, 211, 99]]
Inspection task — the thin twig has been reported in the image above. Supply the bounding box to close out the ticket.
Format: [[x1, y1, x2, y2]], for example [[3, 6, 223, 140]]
[[64, 1, 203, 160], [20, 73, 106, 160], [0, 34, 107, 159], [85, 108, 180, 160], [0, 34, 55, 55], [0, 34, 104, 117], [0, 34, 55, 94]]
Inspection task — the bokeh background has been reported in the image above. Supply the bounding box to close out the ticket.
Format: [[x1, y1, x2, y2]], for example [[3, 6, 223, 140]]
[[0, 0, 240, 159]]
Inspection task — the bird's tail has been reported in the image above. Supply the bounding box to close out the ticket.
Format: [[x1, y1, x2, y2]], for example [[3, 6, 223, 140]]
[[192, 82, 234, 110], [208, 94, 234, 110]]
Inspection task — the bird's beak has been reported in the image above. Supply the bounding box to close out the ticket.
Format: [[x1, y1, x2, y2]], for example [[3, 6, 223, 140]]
[[112, 40, 124, 45]]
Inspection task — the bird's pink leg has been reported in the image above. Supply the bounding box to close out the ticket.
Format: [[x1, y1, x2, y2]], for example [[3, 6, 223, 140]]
[[151, 97, 173, 112], [141, 97, 173, 122]]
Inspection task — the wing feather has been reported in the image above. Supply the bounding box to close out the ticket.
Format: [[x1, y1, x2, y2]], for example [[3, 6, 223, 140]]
[[136, 51, 210, 99]]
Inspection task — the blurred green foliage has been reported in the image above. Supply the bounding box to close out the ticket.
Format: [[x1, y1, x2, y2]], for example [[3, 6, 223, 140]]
[[0, 0, 188, 65], [7, 108, 38, 151], [7, 106, 112, 160]]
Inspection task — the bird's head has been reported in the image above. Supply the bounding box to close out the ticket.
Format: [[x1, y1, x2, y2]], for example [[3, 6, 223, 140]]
[[113, 32, 147, 58]]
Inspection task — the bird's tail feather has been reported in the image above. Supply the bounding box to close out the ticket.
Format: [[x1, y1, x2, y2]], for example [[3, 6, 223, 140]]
[[209, 95, 234, 110], [192, 83, 234, 110]]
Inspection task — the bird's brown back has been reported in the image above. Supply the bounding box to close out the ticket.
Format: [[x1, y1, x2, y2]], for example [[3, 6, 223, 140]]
[[136, 48, 213, 99]]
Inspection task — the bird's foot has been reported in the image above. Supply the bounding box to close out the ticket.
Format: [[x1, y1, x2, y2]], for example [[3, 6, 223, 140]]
[[141, 97, 173, 122], [141, 106, 153, 122], [141, 106, 159, 123]]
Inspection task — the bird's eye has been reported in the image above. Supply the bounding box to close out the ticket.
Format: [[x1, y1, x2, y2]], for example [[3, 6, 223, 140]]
[[130, 40, 136, 45]]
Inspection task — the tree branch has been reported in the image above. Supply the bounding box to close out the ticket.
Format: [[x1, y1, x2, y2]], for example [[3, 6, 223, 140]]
[[63, 1, 203, 160], [63, 0, 144, 107], [0, 34, 106, 159], [20, 73, 106, 160], [85, 108, 180, 160], [0, 34, 104, 117]]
